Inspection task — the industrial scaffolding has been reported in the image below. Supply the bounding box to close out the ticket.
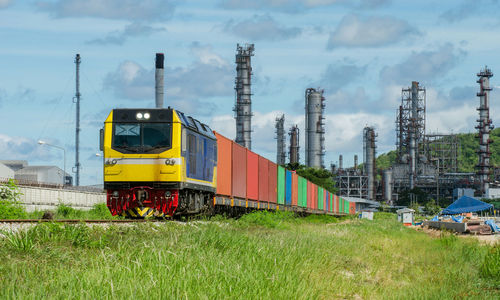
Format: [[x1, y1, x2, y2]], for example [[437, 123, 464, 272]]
[[275, 115, 286, 165], [234, 43, 254, 149], [289, 125, 300, 165]]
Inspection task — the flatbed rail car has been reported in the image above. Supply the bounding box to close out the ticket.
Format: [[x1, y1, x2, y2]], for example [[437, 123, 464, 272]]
[[101, 108, 355, 218]]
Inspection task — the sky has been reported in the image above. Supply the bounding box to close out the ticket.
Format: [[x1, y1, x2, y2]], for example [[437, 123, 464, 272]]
[[1, 0, 500, 186]]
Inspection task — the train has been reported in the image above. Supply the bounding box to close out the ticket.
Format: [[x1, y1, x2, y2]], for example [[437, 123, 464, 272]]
[[100, 107, 355, 218]]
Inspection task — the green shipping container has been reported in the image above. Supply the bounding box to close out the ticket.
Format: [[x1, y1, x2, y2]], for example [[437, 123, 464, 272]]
[[298, 176, 303, 207], [277, 166, 285, 205], [318, 187, 324, 210], [340, 198, 344, 213], [330, 193, 333, 212], [301, 177, 307, 207]]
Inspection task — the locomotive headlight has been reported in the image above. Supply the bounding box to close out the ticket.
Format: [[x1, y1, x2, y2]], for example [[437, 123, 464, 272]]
[[143, 113, 150, 120], [112, 191, 119, 197], [165, 191, 171, 198], [136, 112, 143, 120]]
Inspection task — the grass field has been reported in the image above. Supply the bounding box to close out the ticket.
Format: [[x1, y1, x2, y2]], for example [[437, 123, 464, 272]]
[[0, 212, 498, 299]]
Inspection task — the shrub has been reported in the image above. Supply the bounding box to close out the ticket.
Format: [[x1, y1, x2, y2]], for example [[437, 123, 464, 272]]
[[0, 179, 27, 219]]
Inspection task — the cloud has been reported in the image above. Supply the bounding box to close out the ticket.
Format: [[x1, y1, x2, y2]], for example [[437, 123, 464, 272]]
[[318, 61, 367, 92], [0, 134, 54, 161], [86, 22, 165, 45], [219, 0, 389, 13], [0, 0, 12, 9], [224, 15, 301, 41], [379, 43, 466, 85], [327, 14, 419, 49], [439, 0, 487, 23], [37, 0, 176, 21], [103, 43, 233, 116]]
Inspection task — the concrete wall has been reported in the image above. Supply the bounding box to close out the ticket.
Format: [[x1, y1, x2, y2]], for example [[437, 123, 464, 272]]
[[18, 186, 106, 212], [0, 163, 14, 179]]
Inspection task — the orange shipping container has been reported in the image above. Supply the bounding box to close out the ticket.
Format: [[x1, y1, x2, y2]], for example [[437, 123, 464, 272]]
[[246, 150, 259, 201], [258, 156, 269, 202], [232, 142, 247, 199], [307, 181, 312, 209], [215, 132, 232, 196], [349, 202, 356, 215], [291, 172, 298, 206]]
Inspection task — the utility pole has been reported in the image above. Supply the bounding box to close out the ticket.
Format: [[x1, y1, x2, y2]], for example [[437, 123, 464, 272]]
[[74, 54, 81, 186]]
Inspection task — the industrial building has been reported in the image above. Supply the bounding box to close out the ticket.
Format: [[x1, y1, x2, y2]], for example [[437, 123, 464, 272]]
[[0, 160, 72, 186]]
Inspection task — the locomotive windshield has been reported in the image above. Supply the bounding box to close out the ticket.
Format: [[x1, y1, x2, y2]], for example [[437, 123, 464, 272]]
[[112, 122, 172, 154]]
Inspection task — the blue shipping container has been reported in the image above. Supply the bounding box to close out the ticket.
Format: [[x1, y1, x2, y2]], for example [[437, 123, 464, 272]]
[[285, 170, 292, 205]]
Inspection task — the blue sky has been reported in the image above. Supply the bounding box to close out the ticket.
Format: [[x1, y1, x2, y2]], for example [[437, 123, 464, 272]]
[[1, 0, 500, 185]]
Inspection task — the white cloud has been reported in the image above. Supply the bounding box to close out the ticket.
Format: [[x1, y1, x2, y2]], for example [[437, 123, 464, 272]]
[[86, 22, 165, 45], [37, 0, 176, 21], [0, 0, 12, 9], [327, 14, 419, 49], [379, 43, 465, 85], [0, 134, 53, 161], [224, 15, 302, 41]]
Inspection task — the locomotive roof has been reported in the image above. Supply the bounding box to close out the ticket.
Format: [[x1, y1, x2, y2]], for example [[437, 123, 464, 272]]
[[176, 110, 216, 140]]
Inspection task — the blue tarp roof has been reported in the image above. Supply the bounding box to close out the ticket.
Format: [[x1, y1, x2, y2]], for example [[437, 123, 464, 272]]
[[441, 195, 493, 215]]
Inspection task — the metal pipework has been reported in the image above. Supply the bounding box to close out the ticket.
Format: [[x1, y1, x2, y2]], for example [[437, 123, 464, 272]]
[[476, 66, 494, 197], [305, 88, 325, 168], [383, 169, 393, 205], [155, 53, 165, 108], [409, 81, 419, 189], [275, 115, 286, 165], [234, 43, 254, 149]]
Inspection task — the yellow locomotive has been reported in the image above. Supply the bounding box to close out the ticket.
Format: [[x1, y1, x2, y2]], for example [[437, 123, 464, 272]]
[[100, 108, 217, 217]]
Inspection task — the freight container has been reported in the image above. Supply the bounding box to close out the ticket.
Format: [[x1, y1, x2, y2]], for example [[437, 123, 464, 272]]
[[302, 177, 307, 207], [318, 187, 323, 210], [246, 150, 259, 201], [277, 166, 285, 205], [349, 201, 356, 215], [268, 161, 277, 203], [291, 172, 298, 206], [312, 184, 318, 210], [335, 195, 339, 213], [215, 132, 232, 196], [325, 191, 329, 212], [330, 193, 333, 212], [285, 170, 292, 205], [258, 156, 269, 202], [307, 181, 312, 209], [232, 142, 247, 199], [297, 176, 303, 207]]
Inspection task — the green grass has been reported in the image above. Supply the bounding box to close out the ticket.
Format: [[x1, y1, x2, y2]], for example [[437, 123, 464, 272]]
[[0, 212, 498, 299], [25, 203, 120, 220]]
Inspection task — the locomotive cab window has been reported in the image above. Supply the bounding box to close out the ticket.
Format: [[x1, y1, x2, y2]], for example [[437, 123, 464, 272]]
[[112, 122, 172, 154]]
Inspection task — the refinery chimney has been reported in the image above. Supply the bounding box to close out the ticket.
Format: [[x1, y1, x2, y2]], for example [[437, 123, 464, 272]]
[[289, 125, 300, 164], [305, 88, 325, 168], [363, 127, 376, 200], [234, 44, 254, 149], [275, 115, 286, 165], [339, 154, 343, 170], [155, 53, 164, 108], [476, 66, 494, 197]]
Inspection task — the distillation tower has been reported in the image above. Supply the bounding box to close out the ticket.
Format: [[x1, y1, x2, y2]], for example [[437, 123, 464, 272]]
[[234, 44, 254, 149], [289, 125, 300, 164], [275, 115, 286, 165], [476, 67, 494, 197], [305, 88, 325, 168], [363, 127, 377, 200]]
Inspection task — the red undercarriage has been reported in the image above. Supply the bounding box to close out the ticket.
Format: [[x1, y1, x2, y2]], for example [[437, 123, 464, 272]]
[[106, 187, 179, 216]]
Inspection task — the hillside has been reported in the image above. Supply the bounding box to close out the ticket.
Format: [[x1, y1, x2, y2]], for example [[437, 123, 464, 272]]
[[376, 128, 500, 172]]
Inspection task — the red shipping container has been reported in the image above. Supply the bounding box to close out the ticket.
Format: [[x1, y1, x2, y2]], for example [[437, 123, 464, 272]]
[[246, 150, 259, 201], [215, 132, 232, 196], [258, 156, 269, 202], [291, 172, 298, 206], [335, 195, 339, 213], [268, 161, 277, 203], [323, 191, 327, 211], [312, 184, 317, 210], [307, 181, 312, 209], [232, 142, 247, 199], [349, 202, 356, 215]]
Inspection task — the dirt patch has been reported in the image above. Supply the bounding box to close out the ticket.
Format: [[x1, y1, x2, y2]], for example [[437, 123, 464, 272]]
[[410, 225, 499, 245]]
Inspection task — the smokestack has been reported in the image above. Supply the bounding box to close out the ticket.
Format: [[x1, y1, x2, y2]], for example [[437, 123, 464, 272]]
[[155, 53, 164, 108], [354, 155, 358, 169], [305, 88, 325, 168], [339, 154, 343, 170], [275, 115, 286, 165], [289, 125, 300, 164], [364, 127, 377, 200]]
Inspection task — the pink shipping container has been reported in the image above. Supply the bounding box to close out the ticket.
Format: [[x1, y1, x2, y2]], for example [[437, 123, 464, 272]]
[[246, 150, 259, 201], [291, 172, 298, 206], [312, 184, 317, 210], [307, 181, 312, 209], [258, 156, 269, 202], [268, 161, 277, 203], [231, 142, 247, 199], [323, 191, 327, 212]]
